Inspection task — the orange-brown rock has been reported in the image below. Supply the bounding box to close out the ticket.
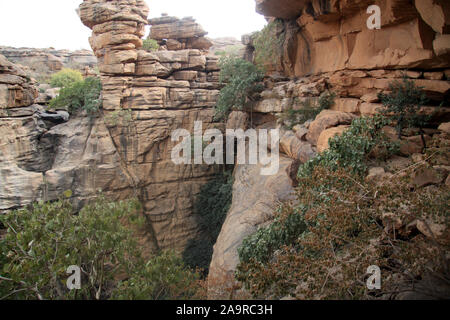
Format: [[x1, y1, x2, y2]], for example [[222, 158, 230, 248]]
[[255, 0, 450, 77], [317, 125, 349, 153], [306, 110, 356, 145], [148, 15, 212, 51]]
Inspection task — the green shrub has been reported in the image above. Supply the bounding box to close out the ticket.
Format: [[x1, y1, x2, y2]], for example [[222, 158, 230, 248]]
[[0, 194, 143, 300], [254, 20, 285, 68], [183, 172, 233, 272], [112, 250, 204, 300], [50, 68, 83, 88], [142, 39, 159, 52], [298, 115, 399, 178], [214, 56, 264, 121], [49, 77, 102, 114], [282, 92, 336, 129], [236, 163, 450, 299], [237, 206, 307, 265], [379, 77, 431, 147], [0, 194, 206, 300]]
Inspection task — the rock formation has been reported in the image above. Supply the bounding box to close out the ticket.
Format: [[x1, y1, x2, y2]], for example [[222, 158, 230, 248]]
[[208, 0, 450, 298], [1, 0, 224, 254], [0, 46, 97, 80], [208, 155, 297, 299], [148, 14, 213, 51]]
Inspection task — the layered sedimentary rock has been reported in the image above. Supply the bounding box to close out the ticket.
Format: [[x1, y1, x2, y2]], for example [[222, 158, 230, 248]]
[[209, 0, 450, 298], [0, 46, 97, 79], [149, 14, 213, 51], [208, 155, 297, 299], [1, 1, 223, 254], [78, 0, 222, 251]]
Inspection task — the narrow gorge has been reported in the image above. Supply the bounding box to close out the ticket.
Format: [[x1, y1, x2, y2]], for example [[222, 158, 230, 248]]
[[0, 0, 449, 301]]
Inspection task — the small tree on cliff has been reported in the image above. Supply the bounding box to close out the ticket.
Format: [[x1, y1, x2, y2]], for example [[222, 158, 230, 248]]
[[378, 77, 430, 146], [214, 56, 264, 121]]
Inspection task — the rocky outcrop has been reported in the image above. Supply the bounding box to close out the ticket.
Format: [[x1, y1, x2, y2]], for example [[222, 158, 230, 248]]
[[0, 54, 38, 110], [208, 0, 450, 298], [251, 0, 450, 77], [209, 37, 245, 57], [208, 155, 296, 299], [76, 0, 222, 251], [149, 14, 213, 51], [1, 1, 223, 255], [0, 46, 97, 80]]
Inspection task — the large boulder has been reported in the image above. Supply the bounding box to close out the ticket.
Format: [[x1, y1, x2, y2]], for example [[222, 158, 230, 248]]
[[208, 155, 296, 299], [306, 110, 356, 145]]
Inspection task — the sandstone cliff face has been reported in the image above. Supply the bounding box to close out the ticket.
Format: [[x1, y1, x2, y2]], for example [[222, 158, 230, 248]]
[[1, 0, 224, 254], [255, 0, 450, 77], [76, 0, 223, 251], [208, 0, 450, 298], [149, 15, 213, 51], [208, 155, 297, 299]]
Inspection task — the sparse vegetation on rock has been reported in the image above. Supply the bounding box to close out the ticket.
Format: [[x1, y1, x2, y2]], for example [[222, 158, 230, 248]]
[[183, 172, 233, 273], [214, 56, 264, 121]]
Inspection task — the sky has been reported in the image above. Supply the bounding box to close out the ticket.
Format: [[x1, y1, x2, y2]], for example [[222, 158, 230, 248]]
[[0, 0, 267, 51]]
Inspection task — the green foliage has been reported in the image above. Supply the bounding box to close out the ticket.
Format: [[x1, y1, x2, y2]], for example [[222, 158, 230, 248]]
[[298, 115, 399, 178], [379, 77, 429, 137], [282, 92, 336, 129], [236, 163, 450, 299], [112, 251, 204, 300], [183, 172, 233, 272], [0, 194, 143, 300], [0, 194, 206, 300], [49, 77, 102, 114], [142, 39, 159, 52], [254, 20, 285, 68], [50, 68, 83, 88], [214, 56, 264, 121], [237, 207, 307, 265]]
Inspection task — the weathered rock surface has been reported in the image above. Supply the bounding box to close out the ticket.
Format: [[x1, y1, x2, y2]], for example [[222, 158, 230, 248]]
[[0, 46, 97, 80], [149, 15, 212, 51], [0, 54, 38, 109], [208, 155, 296, 299], [1, 1, 224, 254]]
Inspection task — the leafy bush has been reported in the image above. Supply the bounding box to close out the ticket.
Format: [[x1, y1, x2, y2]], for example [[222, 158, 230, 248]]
[[183, 172, 233, 272], [254, 20, 285, 68], [237, 206, 307, 265], [142, 39, 159, 52], [282, 92, 336, 129], [50, 68, 83, 88], [298, 115, 399, 178], [214, 44, 244, 58], [112, 251, 205, 300], [214, 57, 264, 121], [0, 194, 206, 300], [0, 194, 143, 300], [379, 78, 429, 134], [236, 164, 449, 299], [49, 77, 102, 114]]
